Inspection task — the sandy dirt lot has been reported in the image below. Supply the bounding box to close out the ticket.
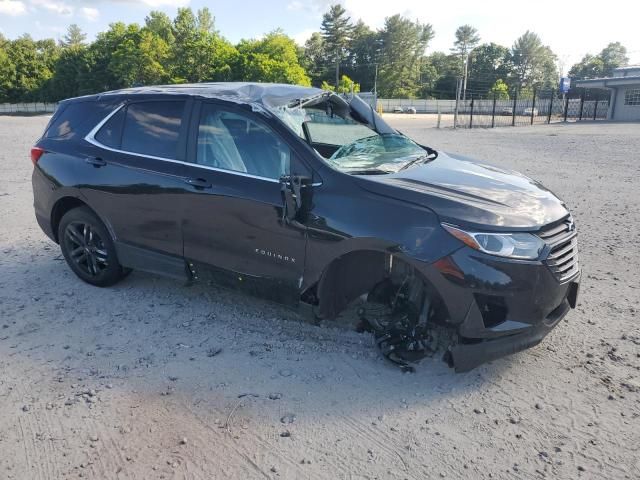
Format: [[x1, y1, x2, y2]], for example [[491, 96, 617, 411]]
[[0, 116, 639, 480]]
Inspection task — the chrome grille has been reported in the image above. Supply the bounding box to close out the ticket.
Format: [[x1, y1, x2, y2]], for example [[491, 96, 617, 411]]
[[538, 217, 579, 282]]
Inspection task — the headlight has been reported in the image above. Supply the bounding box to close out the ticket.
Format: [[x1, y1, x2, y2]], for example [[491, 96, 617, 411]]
[[442, 223, 544, 260]]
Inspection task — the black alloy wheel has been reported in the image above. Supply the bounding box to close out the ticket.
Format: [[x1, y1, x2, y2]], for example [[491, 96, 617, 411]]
[[63, 221, 109, 277], [58, 206, 127, 287]]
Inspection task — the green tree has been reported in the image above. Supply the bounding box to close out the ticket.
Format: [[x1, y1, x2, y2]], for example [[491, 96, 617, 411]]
[[0, 35, 15, 101], [48, 42, 91, 100], [302, 32, 327, 86], [569, 42, 628, 79], [196, 7, 215, 33], [320, 80, 333, 91], [109, 24, 171, 87], [508, 31, 558, 90], [452, 24, 480, 99], [599, 42, 628, 75], [171, 7, 199, 81], [420, 51, 460, 97], [377, 15, 434, 98], [5, 35, 55, 101], [83, 22, 130, 92], [488, 79, 509, 99], [171, 7, 237, 83], [452, 25, 480, 57], [321, 4, 353, 86], [62, 24, 86, 48], [344, 20, 379, 91], [234, 30, 310, 85], [145, 11, 175, 45], [36, 38, 59, 73], [466, 42, 509, 95], [321, 74, 360, 93], [568, 54, 604, 80]]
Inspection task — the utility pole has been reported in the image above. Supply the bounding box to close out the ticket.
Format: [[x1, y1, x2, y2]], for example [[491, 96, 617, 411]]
[[463, 54, 469, 101], [335, 48, 340, 87], [454, 77, 462, 129], [462, 48, 476, 101], [373, 63, 378, 106]]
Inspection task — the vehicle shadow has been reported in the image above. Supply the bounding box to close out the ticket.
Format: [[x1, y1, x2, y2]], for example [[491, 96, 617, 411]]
[[1, 245, 521, 426]]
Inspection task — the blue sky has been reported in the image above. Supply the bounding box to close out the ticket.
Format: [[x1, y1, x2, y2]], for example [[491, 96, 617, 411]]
[[1, 0, 639, 72]]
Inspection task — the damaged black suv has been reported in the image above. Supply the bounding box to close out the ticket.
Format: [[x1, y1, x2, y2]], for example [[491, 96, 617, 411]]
[[31, 83, 580, 372]]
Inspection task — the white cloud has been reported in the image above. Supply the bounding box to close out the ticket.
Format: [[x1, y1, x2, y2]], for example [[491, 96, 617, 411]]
[[114, 0, 190, 6], [141, 0, 189, 5], [287, 0, 303, 10], [80, 6, 99, 21], [293, 28, 315, 46], [33, 19, 64, 33], [29, 0, 72, 16], [286, 0, 334, 16], [0, 0, 27, 16]]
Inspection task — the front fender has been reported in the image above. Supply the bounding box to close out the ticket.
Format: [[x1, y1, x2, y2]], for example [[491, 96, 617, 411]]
[[301, 185, 462, 292]]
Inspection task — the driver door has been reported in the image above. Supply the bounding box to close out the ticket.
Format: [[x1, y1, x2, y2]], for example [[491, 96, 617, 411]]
[[181, 100, 310, 304]]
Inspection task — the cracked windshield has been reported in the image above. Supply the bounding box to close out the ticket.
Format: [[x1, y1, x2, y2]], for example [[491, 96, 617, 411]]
[[279, 106, 428, 174]]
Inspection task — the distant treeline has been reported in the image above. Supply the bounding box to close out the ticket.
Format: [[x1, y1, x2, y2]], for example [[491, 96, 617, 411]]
[[0, 5, 630, 103]]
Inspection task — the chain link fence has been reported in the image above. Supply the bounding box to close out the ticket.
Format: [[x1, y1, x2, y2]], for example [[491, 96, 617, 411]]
[[454, 88, 609, 128], [375, 85, 611, 129], [0, 103, 58, 114]]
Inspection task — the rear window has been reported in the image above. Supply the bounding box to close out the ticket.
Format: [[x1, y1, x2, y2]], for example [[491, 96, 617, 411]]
[[120, 101, 185, 159], [44, 102, 91, 139]]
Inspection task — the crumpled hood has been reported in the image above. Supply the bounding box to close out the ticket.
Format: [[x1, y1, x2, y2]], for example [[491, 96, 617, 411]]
[[353, 151, 569, 230]]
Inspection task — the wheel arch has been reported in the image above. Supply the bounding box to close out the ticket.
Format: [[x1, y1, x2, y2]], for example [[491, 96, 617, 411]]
[[50, 196, 114, 243], [308, 248, 449, 322]]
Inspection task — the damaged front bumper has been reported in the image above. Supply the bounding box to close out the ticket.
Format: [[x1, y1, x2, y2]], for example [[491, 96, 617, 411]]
[[447, 283, 578, 372], [416, 246, 581, 372]]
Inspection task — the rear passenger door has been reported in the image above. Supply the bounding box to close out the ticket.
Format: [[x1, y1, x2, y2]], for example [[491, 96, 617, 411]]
[[181, 100, 310, 304], [83, 99, 190, 276]]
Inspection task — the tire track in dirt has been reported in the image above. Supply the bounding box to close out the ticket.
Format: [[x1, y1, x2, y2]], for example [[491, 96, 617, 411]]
[[114, 393, 275, 479], [29, 404, 63, 480], [180, 398, 298, 479], [17, 416, 43, 480], [337, 415, 425, 479]]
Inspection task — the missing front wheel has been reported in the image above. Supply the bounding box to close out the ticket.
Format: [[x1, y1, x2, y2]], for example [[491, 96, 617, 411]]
[[356, 274, 449, 372]]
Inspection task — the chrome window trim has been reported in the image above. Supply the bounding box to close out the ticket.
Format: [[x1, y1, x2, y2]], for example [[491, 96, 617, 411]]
[[84, 104, 282, 184], [85, 103, 125, 146], [188, 164, 281, 183]]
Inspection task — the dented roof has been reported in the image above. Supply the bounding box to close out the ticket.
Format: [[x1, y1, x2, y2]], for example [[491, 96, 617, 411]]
[[95, 82, 327, 109]]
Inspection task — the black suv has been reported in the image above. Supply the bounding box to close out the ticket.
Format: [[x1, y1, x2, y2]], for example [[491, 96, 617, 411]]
[[31, 83, 580, 372]]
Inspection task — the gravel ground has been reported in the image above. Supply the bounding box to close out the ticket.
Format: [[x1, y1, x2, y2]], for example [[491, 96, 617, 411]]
[[0, 115, 639, 480]]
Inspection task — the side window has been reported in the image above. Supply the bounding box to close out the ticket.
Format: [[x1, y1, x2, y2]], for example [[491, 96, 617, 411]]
[[304, 108, 373, 146], [94, 107, 125, 148], [197, 104, 290, 180], [120, 101, 185, 159]]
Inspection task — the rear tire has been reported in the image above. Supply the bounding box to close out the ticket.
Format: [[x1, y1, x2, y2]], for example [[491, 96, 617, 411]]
[[58, 206, 126, 287]]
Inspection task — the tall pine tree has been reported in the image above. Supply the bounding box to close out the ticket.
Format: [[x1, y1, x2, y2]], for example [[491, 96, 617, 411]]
[[320, 4, 352, 87]]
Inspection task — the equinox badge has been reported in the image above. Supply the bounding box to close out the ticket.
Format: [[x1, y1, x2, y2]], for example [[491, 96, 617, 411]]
[[255, 248, 296, 263]]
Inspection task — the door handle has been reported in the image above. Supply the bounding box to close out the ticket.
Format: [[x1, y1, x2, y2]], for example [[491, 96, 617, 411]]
[[184, 177, 212, 189], [85, 156, 106, 167]]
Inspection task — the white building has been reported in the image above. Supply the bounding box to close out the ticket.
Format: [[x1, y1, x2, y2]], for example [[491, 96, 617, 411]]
[[575, 66, 640, 121]]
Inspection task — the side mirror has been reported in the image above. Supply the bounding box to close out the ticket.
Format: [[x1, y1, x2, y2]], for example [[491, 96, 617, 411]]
[[280, 174, 312, 222]]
